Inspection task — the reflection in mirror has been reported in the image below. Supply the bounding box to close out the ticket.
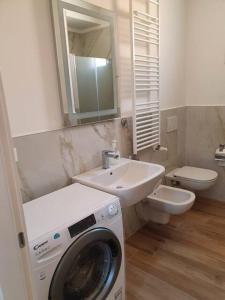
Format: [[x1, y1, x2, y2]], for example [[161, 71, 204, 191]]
[[51, 1, 119, 126], [67, 11, 114, 114]]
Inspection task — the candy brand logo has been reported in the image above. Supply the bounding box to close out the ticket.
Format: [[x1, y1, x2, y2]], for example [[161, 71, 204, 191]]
[[33, 240, 48, 251]]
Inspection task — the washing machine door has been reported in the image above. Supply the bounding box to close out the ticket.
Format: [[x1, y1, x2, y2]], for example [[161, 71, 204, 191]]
[[49, 228, 122, 300]]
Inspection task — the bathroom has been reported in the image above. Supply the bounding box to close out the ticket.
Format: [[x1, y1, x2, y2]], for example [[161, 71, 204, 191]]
[[0, 0, 225, 299]]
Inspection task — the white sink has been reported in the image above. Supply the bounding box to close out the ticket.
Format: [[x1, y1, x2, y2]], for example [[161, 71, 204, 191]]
[[72, 158, 165, 207]]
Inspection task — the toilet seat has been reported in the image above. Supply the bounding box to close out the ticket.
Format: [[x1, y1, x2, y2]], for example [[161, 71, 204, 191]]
[[165, 166, 218, 191], [173, 166, 218, 183]]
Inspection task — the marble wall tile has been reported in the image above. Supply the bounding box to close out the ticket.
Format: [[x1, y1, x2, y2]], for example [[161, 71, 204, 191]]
[[14, 118, 141, 238], [14, 109, 184, 238], [14, 118, 132, 202], [185, 106, 225, 202], [139, 107, 186, 173], [15, 106, 225, 239]]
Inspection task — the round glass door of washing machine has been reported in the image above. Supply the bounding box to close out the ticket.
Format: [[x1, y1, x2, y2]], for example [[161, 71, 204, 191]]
[[48, 228, 122, 300]]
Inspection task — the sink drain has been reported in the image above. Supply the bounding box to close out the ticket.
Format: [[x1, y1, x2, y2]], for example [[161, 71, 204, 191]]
[[116, 186, 123, 189]]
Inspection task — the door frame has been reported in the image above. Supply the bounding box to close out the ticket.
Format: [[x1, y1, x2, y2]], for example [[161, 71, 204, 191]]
[[0, 74, 34, 299]]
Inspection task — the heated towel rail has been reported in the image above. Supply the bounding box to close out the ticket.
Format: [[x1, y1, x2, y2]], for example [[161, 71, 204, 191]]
[[130, 0, 160, 154]]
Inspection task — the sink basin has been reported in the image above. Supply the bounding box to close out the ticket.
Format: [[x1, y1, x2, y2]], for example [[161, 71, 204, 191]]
[[72, 158, 165, 207]]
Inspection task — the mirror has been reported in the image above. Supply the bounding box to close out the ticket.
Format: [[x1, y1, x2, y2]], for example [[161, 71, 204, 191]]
[[51, 0, 119, 126]]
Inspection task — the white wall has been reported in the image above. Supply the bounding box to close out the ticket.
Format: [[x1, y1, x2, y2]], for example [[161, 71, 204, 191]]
[[0, 0, 186, 137], [160, 0, 186, 110], [185, 0, 225, 106], [0, 0, 64, 137]]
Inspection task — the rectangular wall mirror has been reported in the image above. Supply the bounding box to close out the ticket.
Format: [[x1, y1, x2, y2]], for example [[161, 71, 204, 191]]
[[51, 0, 119, 126]]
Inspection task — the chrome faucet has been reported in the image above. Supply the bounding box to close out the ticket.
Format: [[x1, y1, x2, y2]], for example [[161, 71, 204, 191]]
[[102, 150, 119, 169]]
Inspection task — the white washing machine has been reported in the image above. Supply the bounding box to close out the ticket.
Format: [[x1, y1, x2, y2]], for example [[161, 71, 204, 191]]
[[23, 183, 125, 300]]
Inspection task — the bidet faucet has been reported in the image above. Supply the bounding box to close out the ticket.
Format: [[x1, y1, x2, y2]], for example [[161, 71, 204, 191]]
[[102, 150, 119, 169]]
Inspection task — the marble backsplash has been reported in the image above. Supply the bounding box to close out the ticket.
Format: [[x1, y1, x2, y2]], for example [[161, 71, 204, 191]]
[[14, 118, 132, 202], [14, 105, 225, 238], [15, 117, 142, 238], [14, 107, 185, 237]]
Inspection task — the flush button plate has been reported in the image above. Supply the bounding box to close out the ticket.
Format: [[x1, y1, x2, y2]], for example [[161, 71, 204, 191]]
[[167, 116, 178, 132]]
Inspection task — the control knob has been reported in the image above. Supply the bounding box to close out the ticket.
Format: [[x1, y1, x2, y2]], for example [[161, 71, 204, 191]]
[[108, 204, 118, 216]]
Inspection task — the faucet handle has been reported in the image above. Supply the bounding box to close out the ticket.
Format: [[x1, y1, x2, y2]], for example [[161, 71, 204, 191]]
[[219, 144, 225, 151], [102, 150, 119, 169], [102, 150, 111, 154], [102, 150, 116, 156]]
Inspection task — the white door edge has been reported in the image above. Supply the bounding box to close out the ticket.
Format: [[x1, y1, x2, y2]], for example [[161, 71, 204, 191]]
[[0, 73, 34, 300]]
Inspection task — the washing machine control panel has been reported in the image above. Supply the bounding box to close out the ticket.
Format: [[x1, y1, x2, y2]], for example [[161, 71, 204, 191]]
[[29, 199, 121, 267], [68, 214, 96, 238], [108, 203, 119, 216], [95, 200, 121, 223]]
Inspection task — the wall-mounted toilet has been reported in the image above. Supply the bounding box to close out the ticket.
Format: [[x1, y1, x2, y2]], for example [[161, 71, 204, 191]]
[[166, 166, 218, 191]]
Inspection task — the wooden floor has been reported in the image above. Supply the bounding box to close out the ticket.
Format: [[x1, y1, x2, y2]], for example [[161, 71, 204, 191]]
[[126, 198, 225, 300]]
